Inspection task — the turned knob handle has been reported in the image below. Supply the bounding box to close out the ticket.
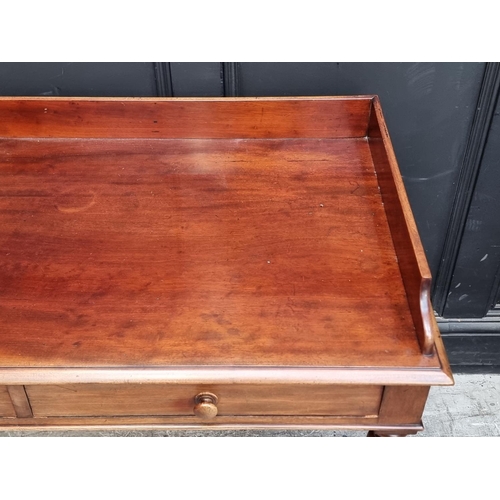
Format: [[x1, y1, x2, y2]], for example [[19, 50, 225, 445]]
[[193, 392, 218, 420]]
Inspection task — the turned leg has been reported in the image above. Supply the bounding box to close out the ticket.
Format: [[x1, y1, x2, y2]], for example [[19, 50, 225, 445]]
[[367, 430, 410, 437]]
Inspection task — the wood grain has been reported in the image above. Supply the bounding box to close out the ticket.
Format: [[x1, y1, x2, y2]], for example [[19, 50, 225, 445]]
[[368, 98, 452, 380], [0, 97, 372, 139], [26, 383, 382, 418], [6, 385, 32, 418], [378, 386, 430, 425], [368, 97, 439, 357], [0, 366, 453, 386], [0, 136, 437, 370], [0, 385, 16, 418], [0, 96, 453, 432]]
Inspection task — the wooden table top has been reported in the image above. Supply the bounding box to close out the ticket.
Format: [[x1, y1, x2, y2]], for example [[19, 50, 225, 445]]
[[0, 135, 439, 370]]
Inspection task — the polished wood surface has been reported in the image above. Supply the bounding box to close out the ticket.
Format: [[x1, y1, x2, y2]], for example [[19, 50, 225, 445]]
[[0, 96, 453, 433], [0, 136, 438, 370], [6, 385, 32, 418], [378, 386, 430, 425], [0, 366, 452, 386], [0, 96, 372, 139], [26, 383, 382, 418], [0, 385, 16, 418], [368, 97, 446, 361]]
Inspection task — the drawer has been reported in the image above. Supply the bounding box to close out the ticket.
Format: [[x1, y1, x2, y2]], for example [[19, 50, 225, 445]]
[[26, 384, 383, 418]]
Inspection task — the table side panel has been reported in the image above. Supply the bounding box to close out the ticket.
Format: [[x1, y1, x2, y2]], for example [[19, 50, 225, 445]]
[[368, 99, 452, 381], [378, 386, 430, 425]]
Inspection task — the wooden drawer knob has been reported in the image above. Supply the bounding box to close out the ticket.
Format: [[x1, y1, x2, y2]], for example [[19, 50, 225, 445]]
[[193, 392, 218, 420]]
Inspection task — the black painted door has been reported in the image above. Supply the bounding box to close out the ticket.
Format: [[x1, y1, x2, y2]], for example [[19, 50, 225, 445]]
[[0, 62, 498, 371]]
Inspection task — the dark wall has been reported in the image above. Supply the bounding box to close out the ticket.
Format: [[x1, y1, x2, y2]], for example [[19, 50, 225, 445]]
[[0, 62, 498, 371], [0, 63, 158, 96], [445, 92, 500, 318], [237, 63, 485, 277]]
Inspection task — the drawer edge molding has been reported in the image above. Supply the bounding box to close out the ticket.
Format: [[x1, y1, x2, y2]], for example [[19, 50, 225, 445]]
[[0, 366, 453, 386]]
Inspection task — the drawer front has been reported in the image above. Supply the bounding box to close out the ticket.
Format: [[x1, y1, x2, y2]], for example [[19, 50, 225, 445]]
[[26, 384, 383, 418], [0, 386, 16, 418]]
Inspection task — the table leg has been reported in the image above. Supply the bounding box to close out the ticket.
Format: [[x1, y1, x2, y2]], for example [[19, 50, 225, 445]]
[[367, 430, 410, 437]]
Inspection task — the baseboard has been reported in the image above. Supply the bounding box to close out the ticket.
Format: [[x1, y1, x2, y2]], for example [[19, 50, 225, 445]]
[[448, 364, 500, 374], [438, 314, 500, 371]]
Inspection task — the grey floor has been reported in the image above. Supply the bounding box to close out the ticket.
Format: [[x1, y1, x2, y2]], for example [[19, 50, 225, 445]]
[[0, 373, 498, 437]]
